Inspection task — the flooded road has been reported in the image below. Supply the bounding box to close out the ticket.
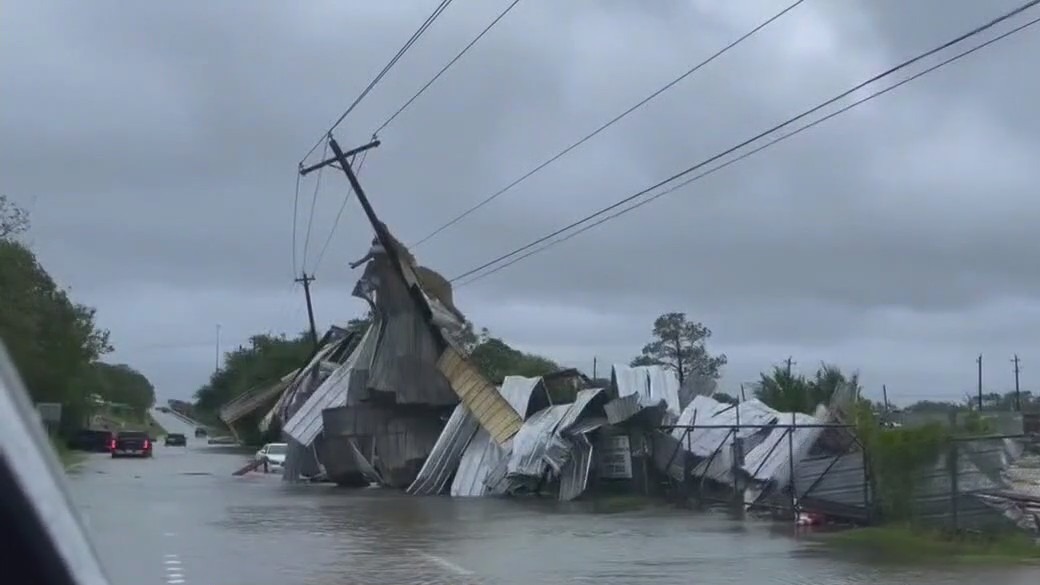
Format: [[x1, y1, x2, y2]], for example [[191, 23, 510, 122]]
[[67, 438, 1040, 585]]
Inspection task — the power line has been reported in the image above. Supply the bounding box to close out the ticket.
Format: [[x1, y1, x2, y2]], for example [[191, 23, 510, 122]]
[[300, 141, 329, 269], [291, 170, 302, 276], [311, 148, 372, 274], [410, 0, 809, 248], [299, 0, 455, 166], [453, 2, 1040, 286], [374, 0, 524, 136]]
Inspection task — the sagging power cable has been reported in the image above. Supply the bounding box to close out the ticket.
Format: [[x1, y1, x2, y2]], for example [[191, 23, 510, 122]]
[[452, 0, 1040, 286], [410, 0, 810, 248], [373, 0, 524, 136], [299, 0, 455, 166]]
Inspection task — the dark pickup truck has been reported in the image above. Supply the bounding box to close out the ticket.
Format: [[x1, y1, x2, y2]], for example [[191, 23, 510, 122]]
[[164, 433, 187, 446], [111, 431, 153, 458]]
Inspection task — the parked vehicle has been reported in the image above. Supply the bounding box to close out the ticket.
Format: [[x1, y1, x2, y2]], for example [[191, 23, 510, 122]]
[[67, 429, 115, 453], [110, 431, 153, 458], [194, 427, 207, 438], [255, 442, 288, 473], [164, 433, 187, 447]]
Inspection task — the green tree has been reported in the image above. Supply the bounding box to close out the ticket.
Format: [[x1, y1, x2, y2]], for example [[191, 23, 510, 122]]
[[1, 226, 112, 431], [470, 329, 558, 383], [632, 312, 727, 386], [1, 194, 30, 239], [92, 362, 156, 413], [193, 332, 312, 413], [754, 363, 860, 414]]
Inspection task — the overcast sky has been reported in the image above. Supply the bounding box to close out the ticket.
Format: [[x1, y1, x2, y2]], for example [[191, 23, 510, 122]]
[[3, 0, 1039, 406]]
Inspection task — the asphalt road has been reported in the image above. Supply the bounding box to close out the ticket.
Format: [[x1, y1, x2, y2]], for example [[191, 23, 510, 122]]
[[64, 434, 1040, 585], [148, 408, 201, 438]]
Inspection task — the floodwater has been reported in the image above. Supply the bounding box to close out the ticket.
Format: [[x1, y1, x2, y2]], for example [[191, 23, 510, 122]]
[[67, 423, 1040, 585]]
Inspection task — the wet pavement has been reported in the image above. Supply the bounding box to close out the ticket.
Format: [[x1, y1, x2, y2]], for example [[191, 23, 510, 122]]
[[67, 433, 1040, 585]]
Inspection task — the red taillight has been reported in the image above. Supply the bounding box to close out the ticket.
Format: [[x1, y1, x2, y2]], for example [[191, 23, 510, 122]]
[[143, 439, 151, 449], [109, 439, 116, 450]]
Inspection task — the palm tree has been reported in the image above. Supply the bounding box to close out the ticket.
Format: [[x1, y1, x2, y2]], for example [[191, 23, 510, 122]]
[[754, 362, 861, 414]]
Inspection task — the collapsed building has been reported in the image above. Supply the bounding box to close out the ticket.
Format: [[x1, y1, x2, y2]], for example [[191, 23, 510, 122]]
[[217, 219, 1038, 535]]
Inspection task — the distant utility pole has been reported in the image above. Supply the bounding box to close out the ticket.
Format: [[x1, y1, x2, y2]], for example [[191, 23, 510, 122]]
[[882, 384, 890, 413], [1012, 354, 1022, 412], [592, 356, 598, 380], [976, 353, 983, 411], [295, 273, 319, 350], [739, 383, 746, 402], [214, 324, 221, 374], [784, 356, 795, 377]]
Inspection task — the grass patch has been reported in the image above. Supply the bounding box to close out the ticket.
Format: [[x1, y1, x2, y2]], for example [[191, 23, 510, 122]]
[[820, 525, 1040, 564], [49, 436, 85, 470]]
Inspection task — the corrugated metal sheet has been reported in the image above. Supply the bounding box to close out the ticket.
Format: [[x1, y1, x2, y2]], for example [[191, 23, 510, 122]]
[[673, 397, 779, 456], [283, 325, 378, 446], [650, 429, 686, 481], [744, 412, 823, 484], [604, 393, 670, 426], [451, 429, 510, 497], [447, 376, 550, 497], [909, 438, 1014, 530], [321, 403, 445, 488], [406, 405, 480, 495], [611, 364, 681, 414], [438, 347, 522, 444], [498, 376, 550, 418], [219, 371, 296, 426], [353, 257, 457, 407], [507, 405, 572, 477], [558, 388, 606, 434], [558, 433, 594, 501], [793, 452, 870, 520]]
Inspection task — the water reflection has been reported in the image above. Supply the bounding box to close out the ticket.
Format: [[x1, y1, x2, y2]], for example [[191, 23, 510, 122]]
[[69, 447, 1040, 585]]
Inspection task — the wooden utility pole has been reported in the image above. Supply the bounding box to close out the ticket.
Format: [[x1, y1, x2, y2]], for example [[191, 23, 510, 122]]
[[592, 356, 598, 380], [882, 384, 890, 413], [784, 356, 795, 376], [1012, 354, 1022, 412], [976, 353, 983, 410], [295, 273, 318, 350], [739, 383, 746, 402]]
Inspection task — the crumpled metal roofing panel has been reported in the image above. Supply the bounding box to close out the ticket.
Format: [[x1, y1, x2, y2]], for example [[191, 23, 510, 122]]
[[447, 376, 546, 497], [507, 404, 572, 477], [283, 325, 378, 446], [743, 411, 823, 485], [672, 396, 779, 457], [558, 433, 594, 502], [406, 404, 480, 495], [611, 364, 681, 415], [451, 428, 510, 497], [498, 376, 548, 418], [438, 347, 522, 444]]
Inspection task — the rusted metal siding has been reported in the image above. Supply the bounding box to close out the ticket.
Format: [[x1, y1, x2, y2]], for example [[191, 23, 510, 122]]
[[437, 347, 522, 445]]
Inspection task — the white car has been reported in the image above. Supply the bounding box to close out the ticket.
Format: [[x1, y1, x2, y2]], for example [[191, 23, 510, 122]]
[[255, 442, 288, 472]]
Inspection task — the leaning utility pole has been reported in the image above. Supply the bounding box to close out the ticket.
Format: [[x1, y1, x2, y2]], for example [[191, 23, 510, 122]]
[[1012, 354, 1022, 412], [976, 353, 983, 410], [295, 273, 318, 350]]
